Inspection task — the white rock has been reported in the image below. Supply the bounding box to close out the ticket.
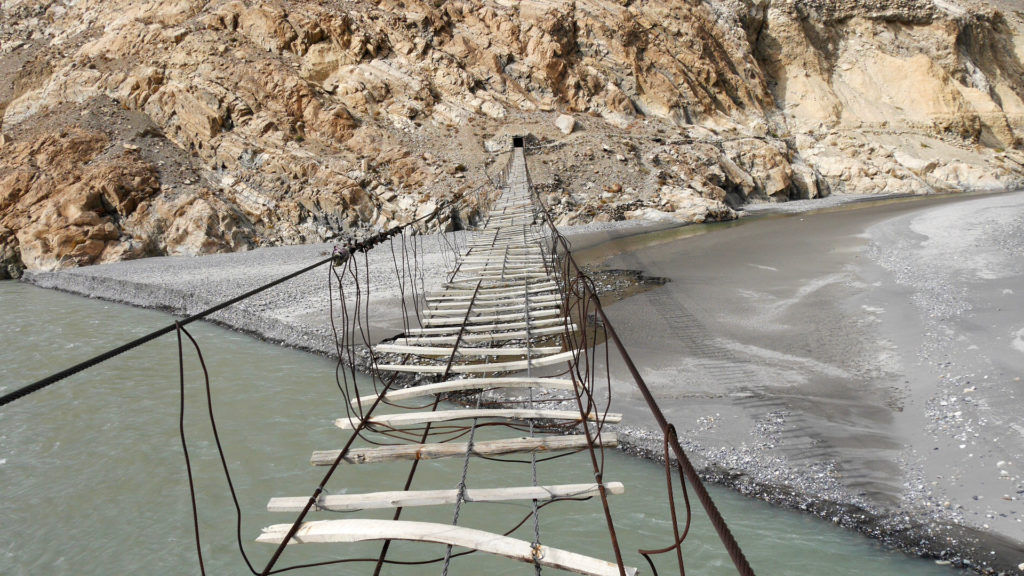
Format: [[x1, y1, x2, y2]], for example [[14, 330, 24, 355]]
[[555, 114, 575, 135], [480, 100, 506, 119], [623, 207, 680, 222], [893, 150, 937, 175]]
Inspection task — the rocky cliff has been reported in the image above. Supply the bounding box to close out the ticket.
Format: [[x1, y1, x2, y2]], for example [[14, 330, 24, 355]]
[[3, 0, 1024, 276]]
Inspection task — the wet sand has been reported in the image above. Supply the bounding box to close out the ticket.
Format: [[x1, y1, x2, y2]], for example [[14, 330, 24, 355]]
[[587, 191, 1024, 573]]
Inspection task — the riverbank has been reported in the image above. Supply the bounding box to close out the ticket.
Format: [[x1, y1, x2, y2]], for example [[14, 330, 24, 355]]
[[589, 190, 1024, 574], [21, 191, 1024, 574]]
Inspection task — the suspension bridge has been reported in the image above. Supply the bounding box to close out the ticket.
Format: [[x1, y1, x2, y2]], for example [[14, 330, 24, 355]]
[[254, 141, 754, 576], [1, 139, 754, 576]]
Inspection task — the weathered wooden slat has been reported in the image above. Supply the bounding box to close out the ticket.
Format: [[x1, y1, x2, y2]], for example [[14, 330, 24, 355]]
[[456, 264, 548, 272], [373, 344, 562, 356], [468, 242, 541, 249], [426, 293, 562, 307], [429, 294, 562, 309], [427, 282, 557, 298], [401, 317, 566, 336], [257, 519, 636, 576], [449, 272, 549, 281], [453, 257, 536, 264], [462, 242, 544, 250], [459, 256, 553, 263], [422, 308, 560, 327], [427, 288, 560, 301], [444, 274, 550, 288], [393, 323, 574, 344], [349, 377, 576, 406], [422, 302, 560, 317], [267, 482, 625, 512], [311, 433, 616, 465], [375, 350, 574, 374], [469, 235, 539, 241], [335, 408, 620, 430], [474, 218, 536, 225], [449, 270, 550, 279]]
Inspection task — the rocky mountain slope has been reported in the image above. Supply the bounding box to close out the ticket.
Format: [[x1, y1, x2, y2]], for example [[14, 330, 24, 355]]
[[3, 0, 1024, 277]]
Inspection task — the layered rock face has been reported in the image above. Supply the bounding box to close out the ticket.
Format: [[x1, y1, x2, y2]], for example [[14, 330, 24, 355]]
[[755, 0, 1024, 194], [2, 0, 1024, 274]]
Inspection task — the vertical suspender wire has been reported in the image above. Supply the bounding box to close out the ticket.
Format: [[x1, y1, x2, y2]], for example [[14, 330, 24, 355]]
[[510, 146, 627, 576], [440, 387, 483, 576], [523, 146, 756, 576], [525, 278, 543, 575], [371, 280, 484, 576], [177, 321, 207, 576], [390, 236, 412, 337], [179, 323, 260, 575]]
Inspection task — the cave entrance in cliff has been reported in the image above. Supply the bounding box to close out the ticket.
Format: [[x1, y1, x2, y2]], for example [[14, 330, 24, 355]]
[[512, 136, 524, 148]]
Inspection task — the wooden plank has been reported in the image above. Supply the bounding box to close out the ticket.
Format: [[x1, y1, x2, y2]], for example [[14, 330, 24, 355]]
[[463, 246, 546, 253], [423, 305, 561, 319], [449, 274, 550, 282], [373, 344, 562, 356], [456, 264, 548, 273], [427, 294, 562, 307], [257, 519, 637, 576], [450, 272, 550, 281], [444, 276, 550, 289], [457, 260, 546, 268], [446, 271, 550, 282], [427, 283, 557, 298], [335, 408, 621, 430], [482, 235, 544, 242], [311, 433, 616, 465], [375, 350, 574, 374], [460, 246, 545, 253], [485, 219, 539, 226], [459, 256, 553, 263], [393, 323, 574, 344], [401, 316, 566, 336], [429, 294, 562, 309], [349, 377, 576, 406], [455, 262, 551, 268], [466, 232, 538, 238], [267, 482, 625, 512], [422, 308, 560, 327], [422, 302, 560, 317], [473, 219, 536, 225], [427, 287, 560, 301]]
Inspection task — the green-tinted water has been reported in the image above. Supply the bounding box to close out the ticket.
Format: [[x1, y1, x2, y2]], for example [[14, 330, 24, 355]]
[[0, 282, 964, 575]]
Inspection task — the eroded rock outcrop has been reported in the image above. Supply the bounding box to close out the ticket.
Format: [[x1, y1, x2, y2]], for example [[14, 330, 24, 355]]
[[0, 98, 253, 271], [2, 0, 1024, 276]]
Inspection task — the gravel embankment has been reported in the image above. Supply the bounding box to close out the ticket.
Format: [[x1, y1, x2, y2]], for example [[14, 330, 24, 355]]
[[25, 233, 473, 356]]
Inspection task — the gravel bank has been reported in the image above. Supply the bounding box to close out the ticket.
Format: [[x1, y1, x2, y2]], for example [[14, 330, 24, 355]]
[[593, 190, 1024, 574], [24, 232, 474, 357]]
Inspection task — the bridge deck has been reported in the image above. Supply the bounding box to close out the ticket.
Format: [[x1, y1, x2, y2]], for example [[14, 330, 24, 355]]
[[259, 146, 634, 576]]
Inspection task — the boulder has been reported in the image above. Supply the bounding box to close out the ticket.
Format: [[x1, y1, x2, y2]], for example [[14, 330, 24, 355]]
[[555, 114, 576, 135], [893, 150, 938, 175], [791, 163, 820, 200]]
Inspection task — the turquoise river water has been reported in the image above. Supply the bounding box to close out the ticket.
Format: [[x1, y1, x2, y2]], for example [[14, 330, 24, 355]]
[[0, 281, 966, 575]]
